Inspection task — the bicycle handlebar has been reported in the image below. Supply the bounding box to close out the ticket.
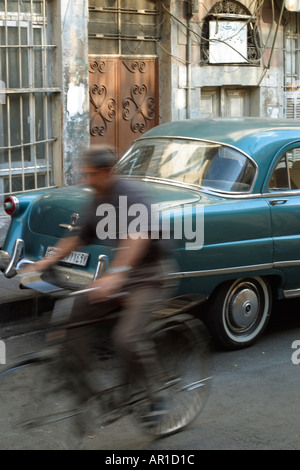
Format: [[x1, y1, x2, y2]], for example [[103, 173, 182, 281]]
[[65, 287, 128, 300]]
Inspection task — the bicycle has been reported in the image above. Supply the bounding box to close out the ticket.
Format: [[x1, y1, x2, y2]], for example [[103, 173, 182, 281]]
[[0, 278, 212, 448]]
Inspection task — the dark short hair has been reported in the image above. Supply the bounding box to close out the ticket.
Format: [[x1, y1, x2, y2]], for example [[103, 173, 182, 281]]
[[81, 146, 117, 169]]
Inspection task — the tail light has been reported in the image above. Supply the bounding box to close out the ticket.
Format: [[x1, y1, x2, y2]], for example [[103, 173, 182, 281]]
[[4, 196, 19, 216]]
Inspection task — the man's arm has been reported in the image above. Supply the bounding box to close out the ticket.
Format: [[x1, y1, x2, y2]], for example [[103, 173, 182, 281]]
[[108, 234, 151, 271], [23, 235, 82, 272], [88, 234, 151, 302]]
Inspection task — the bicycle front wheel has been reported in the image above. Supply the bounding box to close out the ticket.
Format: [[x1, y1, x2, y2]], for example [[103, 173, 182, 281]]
[[0, 348, 88, 449], [133, 313, 213, 437]]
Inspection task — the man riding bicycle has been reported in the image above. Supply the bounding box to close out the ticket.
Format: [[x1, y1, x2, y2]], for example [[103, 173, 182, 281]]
[[25, 146, 177, 425]]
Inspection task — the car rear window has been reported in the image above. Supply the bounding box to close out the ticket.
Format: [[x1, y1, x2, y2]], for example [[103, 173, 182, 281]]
[[115, 138, 256, 193]]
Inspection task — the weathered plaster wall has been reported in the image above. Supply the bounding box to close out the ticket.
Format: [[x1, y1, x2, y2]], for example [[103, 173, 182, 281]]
[[60, 0, 90, 185]]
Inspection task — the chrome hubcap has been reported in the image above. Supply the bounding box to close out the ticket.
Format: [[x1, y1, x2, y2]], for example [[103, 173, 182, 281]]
[[227, 285, 259, 331]]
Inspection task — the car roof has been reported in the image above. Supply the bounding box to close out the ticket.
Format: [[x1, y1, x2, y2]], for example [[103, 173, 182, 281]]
[[143, 118, 300, 164]]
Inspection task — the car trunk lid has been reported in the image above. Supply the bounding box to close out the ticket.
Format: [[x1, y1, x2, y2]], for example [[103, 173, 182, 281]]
[[28, 179, 211, 239]]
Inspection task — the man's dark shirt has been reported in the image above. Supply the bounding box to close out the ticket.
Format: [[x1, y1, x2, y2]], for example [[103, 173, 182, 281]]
[[75, 177, 170, 266]]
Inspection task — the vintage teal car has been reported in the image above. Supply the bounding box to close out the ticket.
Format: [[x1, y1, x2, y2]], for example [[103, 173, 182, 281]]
[[1, 117, 300, 350]]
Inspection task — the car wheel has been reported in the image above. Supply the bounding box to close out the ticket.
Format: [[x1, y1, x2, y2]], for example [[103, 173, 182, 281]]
[[205, 277, 272, 350]]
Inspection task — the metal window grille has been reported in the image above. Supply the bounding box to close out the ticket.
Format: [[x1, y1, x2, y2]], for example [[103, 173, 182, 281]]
[[200, 0, 261, 65], [284, 13, 300, 119], [88, 0, 160, 56], [284, 13, 300, 89], [0, 0, 60, 195]]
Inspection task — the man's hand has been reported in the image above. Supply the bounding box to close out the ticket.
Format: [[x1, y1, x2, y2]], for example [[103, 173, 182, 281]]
[[21, 257, 54, 273], [86, 234, 150, 304], [87, 272, 127, 304]]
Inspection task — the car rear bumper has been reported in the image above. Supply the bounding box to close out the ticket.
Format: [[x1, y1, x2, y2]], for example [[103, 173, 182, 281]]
[[0, 238, 108, 285]]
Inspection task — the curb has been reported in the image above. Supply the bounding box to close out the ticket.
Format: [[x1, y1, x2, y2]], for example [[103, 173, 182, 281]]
[[0, 295, 56, 325], [0, 274, 56, 325]]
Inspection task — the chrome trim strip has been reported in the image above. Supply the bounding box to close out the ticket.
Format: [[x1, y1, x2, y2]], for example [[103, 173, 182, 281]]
[[120, 175, 205, 195], [170, 259, 300, 279], [59, 224, 74, 231], [274, 260, 300, 268], [169, 259, 300, 287], [138, 176, 264, 200], [263, 190, 300, 198], [168, 262, 274, 279], [283, 289, 300, 299]]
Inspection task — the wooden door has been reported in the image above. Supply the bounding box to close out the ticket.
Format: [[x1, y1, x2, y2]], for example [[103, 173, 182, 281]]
[[89, 57, 158, 158]]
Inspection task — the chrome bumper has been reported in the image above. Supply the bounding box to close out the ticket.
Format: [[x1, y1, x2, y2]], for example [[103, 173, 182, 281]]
[[0, 238, 24, 278], [0, 238, 108, 281]]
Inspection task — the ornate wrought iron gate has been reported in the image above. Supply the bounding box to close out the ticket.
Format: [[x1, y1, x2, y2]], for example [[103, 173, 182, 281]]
[[89, 57, 158, 158]]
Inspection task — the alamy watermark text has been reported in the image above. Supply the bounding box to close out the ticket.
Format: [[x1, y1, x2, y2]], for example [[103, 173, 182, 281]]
[[95, 197, 204, 251]]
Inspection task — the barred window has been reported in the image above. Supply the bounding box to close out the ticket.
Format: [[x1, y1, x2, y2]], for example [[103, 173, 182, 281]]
[[88, 0, 159, 56], [284, 13, 300, 119], [0, 0, 60, 195]]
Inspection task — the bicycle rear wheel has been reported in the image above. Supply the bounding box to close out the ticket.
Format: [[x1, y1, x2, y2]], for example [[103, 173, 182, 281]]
[[132, 313, 213, 437]]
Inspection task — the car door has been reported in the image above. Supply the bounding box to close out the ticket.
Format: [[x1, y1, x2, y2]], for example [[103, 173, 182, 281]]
[[265, 142, 300, 290]]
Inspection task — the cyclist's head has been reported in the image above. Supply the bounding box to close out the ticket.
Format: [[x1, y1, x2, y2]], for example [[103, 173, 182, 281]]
[[82, 146, 117, 170], [80, 146, 117, 193]]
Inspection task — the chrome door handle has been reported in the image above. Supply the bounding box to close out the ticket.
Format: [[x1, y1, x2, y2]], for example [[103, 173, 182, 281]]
[[269, 199, 288, 206]]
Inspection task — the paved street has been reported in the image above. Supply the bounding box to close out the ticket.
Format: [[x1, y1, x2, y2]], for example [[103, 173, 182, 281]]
[[0, 294, 300, 450]]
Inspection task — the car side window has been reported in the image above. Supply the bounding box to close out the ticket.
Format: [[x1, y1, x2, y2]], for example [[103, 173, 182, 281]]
[[269, 156, 289, 190], [288, 148, 300, 190], [269, 147, 300, 191]]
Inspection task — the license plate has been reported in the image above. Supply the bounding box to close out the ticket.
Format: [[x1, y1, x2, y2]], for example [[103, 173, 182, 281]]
[[45, 246, 89, 267]]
